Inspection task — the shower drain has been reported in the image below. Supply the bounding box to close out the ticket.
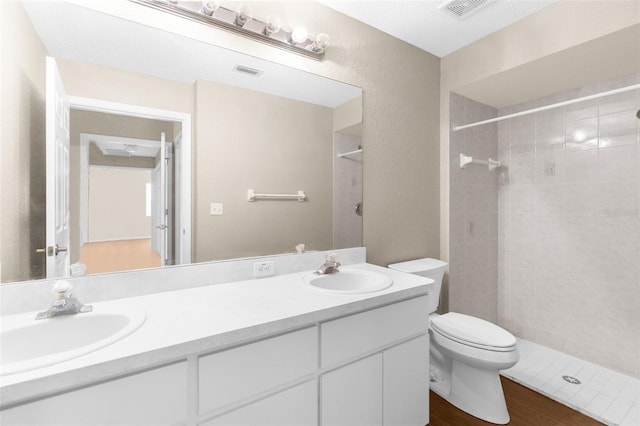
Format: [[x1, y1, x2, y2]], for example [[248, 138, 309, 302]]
[[562, 375, 581, 384]]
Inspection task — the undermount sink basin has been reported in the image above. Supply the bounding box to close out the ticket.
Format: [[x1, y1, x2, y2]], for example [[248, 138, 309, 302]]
[[1, 307, 146, 376], [303, 269, 393, 294]]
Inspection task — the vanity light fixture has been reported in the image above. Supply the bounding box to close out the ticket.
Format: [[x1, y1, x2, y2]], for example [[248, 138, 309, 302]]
[[200, 0, 219, 16], [310, 33, 330, 54], [263, 15, 282, 36], [290, 26, 309, 44], [234, 4, 253, 27], [129, 0, 329, 60]]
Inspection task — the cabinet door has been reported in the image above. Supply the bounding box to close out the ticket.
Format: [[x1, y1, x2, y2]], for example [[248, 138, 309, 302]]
[[383, 335, 429, 426], [320, 354, 383, 426], [0, 362, 187, 426], [201, 380, 317, 426]]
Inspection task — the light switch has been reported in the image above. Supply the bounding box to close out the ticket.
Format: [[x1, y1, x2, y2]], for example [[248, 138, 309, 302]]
[[210, 203, 223, 215]]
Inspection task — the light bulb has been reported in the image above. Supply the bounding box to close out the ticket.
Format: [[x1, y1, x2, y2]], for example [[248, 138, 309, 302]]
[[263, 15, 282, 36], [291, 26, 308, 44], [235, 4, 254, 27], [200, 0, 219, 16], [310, 33, 330, 53]]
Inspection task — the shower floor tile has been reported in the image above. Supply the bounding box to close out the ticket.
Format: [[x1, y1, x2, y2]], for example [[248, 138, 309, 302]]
[[502, 338, 640, 426]]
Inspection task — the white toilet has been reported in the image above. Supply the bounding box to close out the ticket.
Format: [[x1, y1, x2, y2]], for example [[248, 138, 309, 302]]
[[388, 258, 519, 425]]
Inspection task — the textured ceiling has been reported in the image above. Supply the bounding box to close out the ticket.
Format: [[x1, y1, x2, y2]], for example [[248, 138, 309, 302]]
[[319, 0, 557, 57]]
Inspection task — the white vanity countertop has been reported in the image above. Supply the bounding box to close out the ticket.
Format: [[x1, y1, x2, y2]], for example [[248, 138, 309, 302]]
[[0, 263, 432, 407]]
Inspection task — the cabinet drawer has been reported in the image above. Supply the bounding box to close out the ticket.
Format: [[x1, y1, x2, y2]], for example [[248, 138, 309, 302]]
[[199, 326, 317, 414], [321, 296, 428, 367], [200, 380, 317, 426]]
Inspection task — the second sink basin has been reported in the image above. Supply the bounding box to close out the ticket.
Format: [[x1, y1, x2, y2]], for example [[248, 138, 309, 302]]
[[1, 306, 146, 376], [303, 269, 393, 294]]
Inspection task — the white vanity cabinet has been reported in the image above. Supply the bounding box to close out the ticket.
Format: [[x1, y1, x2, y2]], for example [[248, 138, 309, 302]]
[[320, 296, 429, 426], [0, 361, 188, 426], [1, 290, 430, 426]]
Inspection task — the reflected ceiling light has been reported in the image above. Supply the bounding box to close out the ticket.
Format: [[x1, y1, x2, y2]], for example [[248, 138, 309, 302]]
[[124, 144, 138, 154], [235, 4, 253, 27], [129, 0, 328, 60], [573, 130, 587, 142]]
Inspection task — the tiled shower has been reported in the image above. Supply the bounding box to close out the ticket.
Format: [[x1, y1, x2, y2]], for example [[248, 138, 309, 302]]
[[450, 74, 639, 421]]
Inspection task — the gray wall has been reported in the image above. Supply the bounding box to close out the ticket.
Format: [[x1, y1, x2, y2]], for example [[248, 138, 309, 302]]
[[448, 94, 498, 321]]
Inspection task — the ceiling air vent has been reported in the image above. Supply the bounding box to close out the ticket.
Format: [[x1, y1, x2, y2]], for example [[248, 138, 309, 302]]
[[440, 0, 491, 19], [234, 64, 263, 77]]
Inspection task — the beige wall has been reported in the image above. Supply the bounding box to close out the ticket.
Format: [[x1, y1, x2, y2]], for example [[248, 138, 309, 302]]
[[334, 96, 363, 133], [88, 167, 151, 241], [82, 0, 442, 267], [194, 80, 333, 260], [0, 1, 48, 282]]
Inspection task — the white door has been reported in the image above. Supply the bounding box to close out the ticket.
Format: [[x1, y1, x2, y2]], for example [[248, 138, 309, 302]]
[[45, 57, 70, 278], [151, 132, 169, 266]]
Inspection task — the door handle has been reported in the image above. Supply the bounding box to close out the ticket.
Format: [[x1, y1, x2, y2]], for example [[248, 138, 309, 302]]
[[355, 202, 363, 217], [36, 245, 68, 256]]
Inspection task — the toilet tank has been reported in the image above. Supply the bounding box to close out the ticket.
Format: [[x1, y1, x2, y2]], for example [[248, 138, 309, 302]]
[[388, 258, 448, 313]]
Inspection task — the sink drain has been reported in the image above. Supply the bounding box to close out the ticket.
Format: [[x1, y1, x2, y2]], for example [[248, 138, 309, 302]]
[[562, 375, 581, 384]]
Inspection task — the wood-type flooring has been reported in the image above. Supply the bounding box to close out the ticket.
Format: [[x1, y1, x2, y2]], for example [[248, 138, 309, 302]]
[[79, 238, 161, 275], [428, 376, 605, 426]]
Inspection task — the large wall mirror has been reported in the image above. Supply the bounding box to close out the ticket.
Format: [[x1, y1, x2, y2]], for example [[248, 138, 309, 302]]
[[1, 1, 363, 284]]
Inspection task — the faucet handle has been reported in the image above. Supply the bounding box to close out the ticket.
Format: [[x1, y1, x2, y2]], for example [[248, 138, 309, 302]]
[[52, 280, 73, 296], [326, 252, 339, 264]]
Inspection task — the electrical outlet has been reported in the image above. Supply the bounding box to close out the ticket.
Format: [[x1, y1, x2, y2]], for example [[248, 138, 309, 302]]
[[210, 203, 223, 215], [253, 261, 275, 278]]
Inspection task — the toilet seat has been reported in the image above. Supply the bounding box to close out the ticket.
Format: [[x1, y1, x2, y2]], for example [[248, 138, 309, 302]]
[[431, 313, 516, 352]]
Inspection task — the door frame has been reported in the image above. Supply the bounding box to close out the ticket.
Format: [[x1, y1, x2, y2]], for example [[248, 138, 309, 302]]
[[69, 96, 192, 265]]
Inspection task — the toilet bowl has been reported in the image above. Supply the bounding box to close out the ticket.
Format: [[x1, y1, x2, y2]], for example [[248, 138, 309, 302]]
[[388, 258, 519, 425]]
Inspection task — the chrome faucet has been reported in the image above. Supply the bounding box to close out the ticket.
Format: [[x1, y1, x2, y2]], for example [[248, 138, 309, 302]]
[[315, 253, 341, 275], [35, 280, 93, 320]]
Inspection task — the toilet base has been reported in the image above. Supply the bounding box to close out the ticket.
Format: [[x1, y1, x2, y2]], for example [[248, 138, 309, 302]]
[[430, 360, 510, 425]]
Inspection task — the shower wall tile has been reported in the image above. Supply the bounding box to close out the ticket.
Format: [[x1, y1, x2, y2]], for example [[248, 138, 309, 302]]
[[599, 144, 638, 183], [566, 116, 598, 151], [535, 149, 566, 184], [565, 149, 599, 183], [496, 73, 640, 379], [599, 110, 637, 148]]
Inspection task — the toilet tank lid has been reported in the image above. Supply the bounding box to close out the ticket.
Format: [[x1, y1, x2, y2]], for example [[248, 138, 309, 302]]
[[388, 258, 448, 274]]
